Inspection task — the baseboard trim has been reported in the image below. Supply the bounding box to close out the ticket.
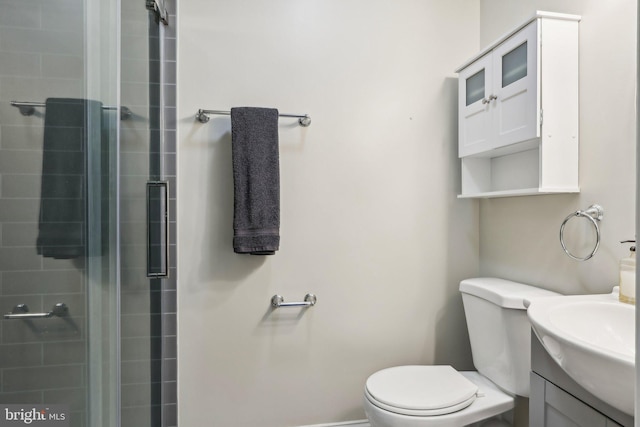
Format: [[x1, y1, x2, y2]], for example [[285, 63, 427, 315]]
[[297, 420, 370, 427]]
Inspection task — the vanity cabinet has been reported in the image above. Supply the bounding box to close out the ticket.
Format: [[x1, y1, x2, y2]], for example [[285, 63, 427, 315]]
[[530, 334, 633, 427], [530, 375, 622, 427], [456, 12, 580, 198]]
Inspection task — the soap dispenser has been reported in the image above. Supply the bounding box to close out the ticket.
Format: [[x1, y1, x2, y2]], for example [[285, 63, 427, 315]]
[[619, 240, 636, 304]]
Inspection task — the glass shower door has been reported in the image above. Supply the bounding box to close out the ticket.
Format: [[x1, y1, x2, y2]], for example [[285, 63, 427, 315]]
[[0, 0, 164, 425], [0, 0, 119, 424]]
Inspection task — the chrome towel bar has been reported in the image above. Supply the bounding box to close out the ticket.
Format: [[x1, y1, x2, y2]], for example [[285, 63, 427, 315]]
[[10, 100, 132, 121], [4, 303, 69, 319], [271, 293, 317, 308], [196, 109, 311, 127]]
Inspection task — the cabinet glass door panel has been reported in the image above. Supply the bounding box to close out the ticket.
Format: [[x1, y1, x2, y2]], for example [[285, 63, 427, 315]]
[[458, 54, 493, 157], [466, 69, 485, 106], [493, 21, 539, 147], [502, 42, 528, 87]]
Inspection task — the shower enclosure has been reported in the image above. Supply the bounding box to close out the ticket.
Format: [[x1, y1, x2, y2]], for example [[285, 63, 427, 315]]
[[0, 0, 176, 425]]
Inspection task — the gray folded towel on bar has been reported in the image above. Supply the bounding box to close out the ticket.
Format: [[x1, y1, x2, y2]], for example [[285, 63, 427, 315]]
[[231, 107, 280, 255], [37, 98, 104, 259]]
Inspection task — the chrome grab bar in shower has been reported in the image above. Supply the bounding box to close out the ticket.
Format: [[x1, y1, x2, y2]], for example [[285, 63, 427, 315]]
[[271, 294, 317, 308], [4, 303, 69, 320]]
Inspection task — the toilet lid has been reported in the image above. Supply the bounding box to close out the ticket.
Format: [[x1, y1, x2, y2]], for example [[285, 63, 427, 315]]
[[365, 366, 479, 416]]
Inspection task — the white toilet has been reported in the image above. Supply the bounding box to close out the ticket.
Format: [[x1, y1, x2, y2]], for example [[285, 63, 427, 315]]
[[363, 277, 559, 427]]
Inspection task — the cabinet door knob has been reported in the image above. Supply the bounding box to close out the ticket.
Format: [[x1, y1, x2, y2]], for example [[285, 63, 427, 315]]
[[481, 98, 490, 104], [488, 94, 498, 101]]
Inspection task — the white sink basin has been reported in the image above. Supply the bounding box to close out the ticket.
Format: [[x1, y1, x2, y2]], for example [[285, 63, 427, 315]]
[[526, 292, 635, 415]]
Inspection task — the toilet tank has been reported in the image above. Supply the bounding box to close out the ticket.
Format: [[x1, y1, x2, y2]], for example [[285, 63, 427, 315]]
[[459, 278, 559, 397]]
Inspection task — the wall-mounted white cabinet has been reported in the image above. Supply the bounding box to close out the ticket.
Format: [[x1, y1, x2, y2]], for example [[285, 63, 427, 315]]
[[456, 12, 580, 198]]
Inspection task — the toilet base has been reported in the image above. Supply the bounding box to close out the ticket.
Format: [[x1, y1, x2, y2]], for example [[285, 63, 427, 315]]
[[364, 372, 514, 427], [466, 416, 513, 427]]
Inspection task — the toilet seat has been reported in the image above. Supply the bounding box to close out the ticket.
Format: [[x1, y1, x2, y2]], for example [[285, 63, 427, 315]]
[[363, 371, 515, 427], [365, 366, 479, 416]]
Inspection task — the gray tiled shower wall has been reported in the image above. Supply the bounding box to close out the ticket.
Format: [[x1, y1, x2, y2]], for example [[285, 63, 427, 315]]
[[120, 0, 177, 426], [160, 1, 178, 424], [159, 0, 178, 422], [0, 0, 177, 425]]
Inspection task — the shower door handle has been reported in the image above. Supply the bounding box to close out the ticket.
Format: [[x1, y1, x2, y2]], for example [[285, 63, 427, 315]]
[[147, 181, 169, 278]]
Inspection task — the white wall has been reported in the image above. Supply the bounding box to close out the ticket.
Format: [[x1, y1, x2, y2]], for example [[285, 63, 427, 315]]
[[478, 0, 637, 295], [177, 1, 480, 426]]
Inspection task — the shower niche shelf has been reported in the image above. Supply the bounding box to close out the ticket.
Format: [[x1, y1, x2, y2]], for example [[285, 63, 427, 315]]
[[456, 12, 580, 199]]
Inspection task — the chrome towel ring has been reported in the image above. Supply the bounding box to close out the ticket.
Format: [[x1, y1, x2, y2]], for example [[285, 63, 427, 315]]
[[559, 204, 604, 261]]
